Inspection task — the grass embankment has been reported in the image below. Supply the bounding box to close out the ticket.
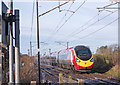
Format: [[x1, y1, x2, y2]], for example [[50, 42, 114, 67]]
[[105, 64, 120, 78]]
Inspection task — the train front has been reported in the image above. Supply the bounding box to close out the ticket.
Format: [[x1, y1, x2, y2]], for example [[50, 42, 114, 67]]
[[73, 46, 94, 71]]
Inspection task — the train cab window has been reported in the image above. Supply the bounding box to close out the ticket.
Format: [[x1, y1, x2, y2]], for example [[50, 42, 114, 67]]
[[77, 50, 90, 55], [75, 46, 92, 61], [76, 50, 92, 61]]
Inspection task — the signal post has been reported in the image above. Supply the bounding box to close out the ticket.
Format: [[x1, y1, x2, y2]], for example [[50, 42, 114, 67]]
[[1, 1, 20, 84]]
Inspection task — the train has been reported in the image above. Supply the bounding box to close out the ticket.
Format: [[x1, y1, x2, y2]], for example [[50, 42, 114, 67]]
[[41, 45, 94, 71]]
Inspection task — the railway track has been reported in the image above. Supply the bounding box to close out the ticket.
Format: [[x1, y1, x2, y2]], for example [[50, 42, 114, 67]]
[[41, 69, 59, 83], [41, 64, 120, 85]]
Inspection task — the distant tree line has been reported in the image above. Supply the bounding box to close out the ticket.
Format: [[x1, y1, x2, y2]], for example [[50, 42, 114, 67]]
[[96, 44, 118, 65]]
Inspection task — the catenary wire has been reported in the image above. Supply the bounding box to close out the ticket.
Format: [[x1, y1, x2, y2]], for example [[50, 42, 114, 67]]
[[54, 0, 75, 31], [70, 17, 119, 42], [45, 0, 87, 44], [44, 1, 74, 42], [30, 0, 35, 42], [65, 10, 117, 41], [67, 11, 103, 37], [56, 0, 87, 32]]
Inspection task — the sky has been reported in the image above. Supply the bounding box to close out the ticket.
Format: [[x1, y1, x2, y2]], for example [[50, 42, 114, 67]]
[[0, 0, 118, 55]]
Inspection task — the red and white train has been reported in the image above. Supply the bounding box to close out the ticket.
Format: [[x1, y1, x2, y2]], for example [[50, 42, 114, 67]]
[[41, 45, 94, 71]]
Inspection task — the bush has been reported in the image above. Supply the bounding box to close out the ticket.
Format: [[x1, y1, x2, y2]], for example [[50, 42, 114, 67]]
[[92, 54, 113, 73]]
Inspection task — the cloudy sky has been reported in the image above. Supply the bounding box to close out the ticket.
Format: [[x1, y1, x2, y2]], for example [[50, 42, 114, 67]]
[[0, 0, 118, 55]]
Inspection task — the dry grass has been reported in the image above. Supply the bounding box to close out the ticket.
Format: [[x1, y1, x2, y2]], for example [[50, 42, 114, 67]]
[[105, 64, 120, 78], [20, 55, 39, 83]]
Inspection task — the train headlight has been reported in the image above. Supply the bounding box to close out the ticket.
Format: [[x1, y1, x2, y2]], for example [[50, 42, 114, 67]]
[[90, 58, 94, 62], [76, 58, 80, 62]]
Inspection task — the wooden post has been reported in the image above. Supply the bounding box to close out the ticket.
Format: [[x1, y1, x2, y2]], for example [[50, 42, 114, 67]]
[[78, 79, 84, 85], [0, 51, 2, 84], [41, 70, 42, 83], [36, 0, 41, 83], [59, 73, 63, 84], [69, 76, 72, 83], [31, 81, 36, 85]]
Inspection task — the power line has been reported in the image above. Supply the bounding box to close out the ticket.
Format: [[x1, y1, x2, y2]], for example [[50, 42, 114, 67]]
[[67, 11, 103, 37], [56, 0, 87, 32], [70, 17, 119, 42], [41, 1, 118, 55], [37, 1, 71, 44], [41, 41, 67, 54], [75, 10, 117, 35], [30, 0, 35, 42], [45, 0, 87, 44], [97, 2, 118, 11], [54, 1, 75, 31], [66, 10, 117, 41], [38, 1, 69, 17], [44, 1, 75, 43]]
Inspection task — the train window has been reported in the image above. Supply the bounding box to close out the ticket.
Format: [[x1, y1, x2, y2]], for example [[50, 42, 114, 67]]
[[77, 50, 90, 55], [76, 50, 92, 61]]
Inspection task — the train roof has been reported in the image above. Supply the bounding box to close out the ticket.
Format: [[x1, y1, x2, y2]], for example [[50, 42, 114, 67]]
[[75, 45, 90, 48], [58, 45, 90, 53], [43, 45, 90, 55], [74, 45, 90, 50]]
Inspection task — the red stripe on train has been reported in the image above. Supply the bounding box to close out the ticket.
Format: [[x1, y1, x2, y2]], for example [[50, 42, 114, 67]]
[[72, 50, 80, 69]]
